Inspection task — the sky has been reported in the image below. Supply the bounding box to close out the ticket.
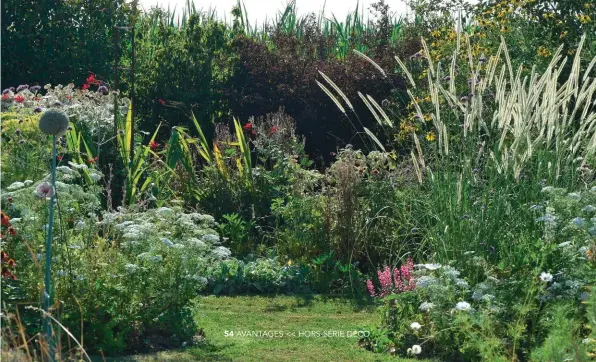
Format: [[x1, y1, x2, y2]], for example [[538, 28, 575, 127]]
[[137, 0, 411, 24]]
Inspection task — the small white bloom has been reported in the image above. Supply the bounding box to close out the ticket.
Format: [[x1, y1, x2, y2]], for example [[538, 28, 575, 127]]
[[455, 301, 472, 311], [557, 241, 572, 248], [89, 173, 102, 182], [540, 272, 553, 282], [411, 345, 422, 355], [161, 238, 174, 247], [415, 263, 442, 270], [68, 161, 88, 170], [75, 220, 85, 230], [410, 322, 422, 331], [419, 302, 435, 312], [567, 192, 581, 201], [24, 180, 33, 186]]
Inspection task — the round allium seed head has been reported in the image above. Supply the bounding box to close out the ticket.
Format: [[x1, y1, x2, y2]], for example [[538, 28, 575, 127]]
[[39, 109, 70, 136]]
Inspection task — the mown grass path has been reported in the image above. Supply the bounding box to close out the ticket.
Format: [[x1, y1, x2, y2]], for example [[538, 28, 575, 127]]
[[111, 295, 419, 362]]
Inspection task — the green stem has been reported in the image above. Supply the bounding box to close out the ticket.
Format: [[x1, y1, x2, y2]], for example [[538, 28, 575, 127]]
[[44, 135, 57, 361]]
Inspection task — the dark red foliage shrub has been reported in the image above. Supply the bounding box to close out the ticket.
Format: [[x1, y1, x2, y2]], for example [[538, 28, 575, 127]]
[[227, 27, 415, 165]]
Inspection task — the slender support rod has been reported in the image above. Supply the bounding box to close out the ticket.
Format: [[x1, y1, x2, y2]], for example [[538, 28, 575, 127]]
[[44, 135, 57, 361]]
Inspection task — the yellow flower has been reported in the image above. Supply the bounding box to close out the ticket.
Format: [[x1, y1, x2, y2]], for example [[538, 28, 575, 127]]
[[578, 14, 591, 24], [287, 259, 293, 266], [560, 31, 568, 38], [425, 131, 436, 142], [537, 46, 552, 57], [431, 29, 442, 37]]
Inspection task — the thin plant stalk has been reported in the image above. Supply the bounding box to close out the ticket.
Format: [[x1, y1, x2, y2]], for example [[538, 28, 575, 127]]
[[44, 135, 57, 361]]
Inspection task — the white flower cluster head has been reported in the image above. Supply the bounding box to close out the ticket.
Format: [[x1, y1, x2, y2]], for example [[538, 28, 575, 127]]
[[540, 272, 553, 283], [419, 302, 435, 312], [410, 322, 422, 331], [407, 345, 422, 355], [37, 84, 129, 134], [455, 301, 472, 311]]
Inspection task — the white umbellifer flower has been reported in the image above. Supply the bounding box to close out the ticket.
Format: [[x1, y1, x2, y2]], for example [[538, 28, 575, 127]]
[[415, 263, 442, 270], [411, 345, 422, 355], [24, 180, 33, 186], [455, 301, 472, 311], [6, 182, 25, 191], [213, 246, 232, 259], [39, 109, 70, 136], [419, 302, 435, 312], [75, 220, 85, 230], [583, 205, 596, 213], [161, 237, 174, 247], [68, 161, 88, 170], [540, 272, 553, 282], [410, 322, 422, 331], [90, 173, 102, 182]]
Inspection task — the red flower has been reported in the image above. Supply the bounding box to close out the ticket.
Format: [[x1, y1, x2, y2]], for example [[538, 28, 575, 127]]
[[150, 140, 159, 150], [1, 251, 8, 262], [158, 99, 166, 105], [82, 84, 90, 90], [88, 156, 98, 163], [1, 212, 10, 227], [86, 73, 96, 85], [270, 126, 279, 134], [8, 227, 16, 236], [57, 155, 63, 161], [243, 122, 253, 130], [2, 94, 10, 100], [66, 95, 72, 100], [251, 130, 257, 136], [15, 95, 24, 103]]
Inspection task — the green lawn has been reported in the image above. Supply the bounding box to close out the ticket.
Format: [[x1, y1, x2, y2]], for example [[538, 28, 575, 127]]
[[104, 295, 420, 362]]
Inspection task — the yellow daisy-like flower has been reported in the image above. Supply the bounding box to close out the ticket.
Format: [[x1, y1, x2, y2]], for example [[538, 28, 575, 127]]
[[431, 29, 442, 38], [425, 131, 436, 142], [578, 14, 591, 24]]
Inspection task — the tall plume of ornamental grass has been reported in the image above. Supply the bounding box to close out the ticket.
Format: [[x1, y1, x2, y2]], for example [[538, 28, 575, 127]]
[[320, 35, 596, 183]]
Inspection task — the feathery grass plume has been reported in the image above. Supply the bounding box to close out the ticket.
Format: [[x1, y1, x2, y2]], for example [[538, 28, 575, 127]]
[[353, 49, 387, 78], [316, 80, 346, 114], [367, 95, 393, 128], [411, 150, 422, 184], [394, 55, 416, 88], [319, 71, 354, 111], [364, 127, 385, 152]]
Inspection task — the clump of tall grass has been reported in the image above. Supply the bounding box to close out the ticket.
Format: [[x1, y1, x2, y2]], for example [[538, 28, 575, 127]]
[[319, 34, 596, 265]]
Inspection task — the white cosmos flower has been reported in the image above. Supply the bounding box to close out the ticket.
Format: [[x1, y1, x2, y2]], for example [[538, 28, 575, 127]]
[[540, 272, 553, 282], [410, 322, 422, 331]]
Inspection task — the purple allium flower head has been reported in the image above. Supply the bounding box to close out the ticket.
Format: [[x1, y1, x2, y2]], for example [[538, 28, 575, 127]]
[[15, 128, 21, 136], [2, 89, 11, 95], [34, 182, 55, 199], [9, 87, 15, 92], [97, 85, 109, 94], [34, 107, 42, 113], [16, 84, 29, 92], [30, 85, 41, 93]]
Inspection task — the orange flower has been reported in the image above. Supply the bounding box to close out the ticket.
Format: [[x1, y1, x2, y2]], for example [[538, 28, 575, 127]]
[[1, 212, 10, 227]]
